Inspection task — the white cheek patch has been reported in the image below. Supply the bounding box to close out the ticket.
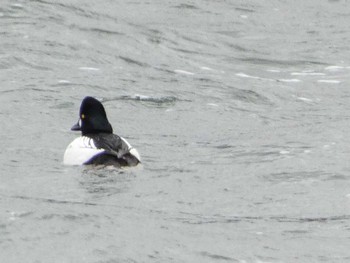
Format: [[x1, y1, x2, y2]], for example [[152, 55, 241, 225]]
[[63, 137, 104, 165]]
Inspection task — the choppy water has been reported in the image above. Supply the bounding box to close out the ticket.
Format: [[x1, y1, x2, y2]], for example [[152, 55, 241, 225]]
[[1, 0, 350, 262]]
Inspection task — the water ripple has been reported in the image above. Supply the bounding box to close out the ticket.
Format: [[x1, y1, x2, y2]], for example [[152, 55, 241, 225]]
[[176, 212, 350, 225], [103, 94, 185, 105]]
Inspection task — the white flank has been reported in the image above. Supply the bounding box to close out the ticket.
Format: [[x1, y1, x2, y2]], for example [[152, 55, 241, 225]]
[[121, 137, 141, 162], [63, 137, 104, 165]]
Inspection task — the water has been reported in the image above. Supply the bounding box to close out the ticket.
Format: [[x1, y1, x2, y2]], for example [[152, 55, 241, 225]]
[[1, 0, 350, 262]]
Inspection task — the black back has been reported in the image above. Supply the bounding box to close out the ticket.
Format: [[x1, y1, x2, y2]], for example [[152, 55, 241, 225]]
[[84, 133, 140, 166]]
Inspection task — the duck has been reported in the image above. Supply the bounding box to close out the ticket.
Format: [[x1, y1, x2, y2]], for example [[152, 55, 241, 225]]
[[63, 96, 141, 167]]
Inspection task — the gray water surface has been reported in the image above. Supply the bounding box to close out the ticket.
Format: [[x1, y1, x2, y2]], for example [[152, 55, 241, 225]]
[[1, 0, 350, 262]]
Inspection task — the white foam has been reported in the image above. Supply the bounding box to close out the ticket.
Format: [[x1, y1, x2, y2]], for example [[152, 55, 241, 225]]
[[236, 73, 259, 79], [174, 69, 195, 75], [11, 3, 23, 8], [279, 79, 301, 83], [280, 150, 290, 155], [297, 97, 313, 102], [207, 103, 219, 107], [325, 66, 344, 71], [58, 80, 71, 84], [79, 67, 100, 71], [317, 80, 341, 84], [201, 66, 214, 71], [267, 69, 281, 73], [135, 94, 150, 100], [291, 72, 325, 76], [236, 73, 277, 82]]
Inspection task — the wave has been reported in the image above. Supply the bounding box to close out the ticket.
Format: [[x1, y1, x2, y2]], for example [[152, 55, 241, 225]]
[[103, 94, 184, 105]]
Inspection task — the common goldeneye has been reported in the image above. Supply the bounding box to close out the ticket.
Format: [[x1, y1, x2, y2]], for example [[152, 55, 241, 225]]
[[63, 96, 141, 167]]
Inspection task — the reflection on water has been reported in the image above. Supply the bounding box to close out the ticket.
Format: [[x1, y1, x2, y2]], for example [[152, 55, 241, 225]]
[[79, 167, 136, 196]]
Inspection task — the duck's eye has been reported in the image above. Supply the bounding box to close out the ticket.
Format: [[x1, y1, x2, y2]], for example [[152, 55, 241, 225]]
[[81, 114, 85, 119]]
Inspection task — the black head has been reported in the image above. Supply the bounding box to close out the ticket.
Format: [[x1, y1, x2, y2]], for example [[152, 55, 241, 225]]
[[71, 96, 113, 135]]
